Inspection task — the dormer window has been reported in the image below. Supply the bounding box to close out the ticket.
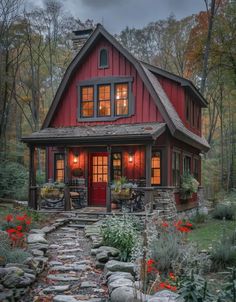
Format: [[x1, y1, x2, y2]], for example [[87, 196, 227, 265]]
[[99, 48, 108, 68]]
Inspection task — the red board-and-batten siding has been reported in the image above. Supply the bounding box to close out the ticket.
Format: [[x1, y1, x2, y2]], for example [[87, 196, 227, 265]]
[[50, 37, 164, 127]]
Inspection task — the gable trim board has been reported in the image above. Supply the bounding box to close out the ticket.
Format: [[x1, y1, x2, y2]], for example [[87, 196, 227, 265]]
[[41, 24, 210, 152]]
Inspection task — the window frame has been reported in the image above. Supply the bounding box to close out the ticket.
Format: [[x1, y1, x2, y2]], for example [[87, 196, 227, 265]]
[[151, 151, 161, 186], [172, 150, 181, 187], [114, 83, 129, 116], [77, 77, 134, 121], [80, 85, 94, 118], [97, 84, 111, 117], [98, 48, 109, 69], [111, 152, 122, 181], [54, 153, 65, 182], [183, 154, 192, 174]]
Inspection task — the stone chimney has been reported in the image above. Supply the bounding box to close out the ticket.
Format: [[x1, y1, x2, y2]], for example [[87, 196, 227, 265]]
[[72, 28, 94, 53]]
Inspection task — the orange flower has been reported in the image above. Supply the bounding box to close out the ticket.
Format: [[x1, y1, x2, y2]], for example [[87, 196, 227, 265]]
[[185, 221, 193, 227], [178, 226, 191, 233]]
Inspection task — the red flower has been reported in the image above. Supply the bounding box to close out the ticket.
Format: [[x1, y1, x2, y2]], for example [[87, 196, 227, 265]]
[[162, 221, 169, 227], [5, 214, 13, 222], [6, 228, 16, 234], [25, 219, 31, 225], [159, 282, 177, 292], [16, 232, 24, 239], [16, 215, 25, 222], [169, 272, 176, 280], [178, 226, 191, 233], [185, 222, 193, 227], [147, 259, 155, 266]]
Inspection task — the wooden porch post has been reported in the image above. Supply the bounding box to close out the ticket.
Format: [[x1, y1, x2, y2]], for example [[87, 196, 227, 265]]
[[28, 145, 37, 210], [145, 143, 153, 210], [64, 147, 71, 211], [106, 145, 112, 212]]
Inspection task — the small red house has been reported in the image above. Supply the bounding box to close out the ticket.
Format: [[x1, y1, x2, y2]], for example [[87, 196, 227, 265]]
[[22, 24, 210, 212]]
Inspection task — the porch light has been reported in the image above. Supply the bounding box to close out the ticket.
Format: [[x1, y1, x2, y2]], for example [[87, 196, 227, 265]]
[[73, 151, 79, 164], [128, 152, 134, 163]]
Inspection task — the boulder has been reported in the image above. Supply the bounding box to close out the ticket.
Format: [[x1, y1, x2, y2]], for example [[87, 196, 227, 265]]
[[96, 251, 109, 263], [107, 272, 134, 283], [27, 234, 48, 244], [108, 278, 134, 293], [105, 260, 135, 275], [110, 286, 138, 302], [147, 290, 181, 302]]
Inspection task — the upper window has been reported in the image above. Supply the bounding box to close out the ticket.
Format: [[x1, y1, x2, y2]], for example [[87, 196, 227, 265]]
[[151, 151, 161, 185], [98, 85, 111, 116], [78, 77, 133, 121], [99, 48, 108, 68], [115, 84, 129, 116], [81, 86, 94, 117]]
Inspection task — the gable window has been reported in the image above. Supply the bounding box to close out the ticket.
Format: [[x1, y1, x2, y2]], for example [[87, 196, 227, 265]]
[[99, 48, 108, 68], [54, 153, 65, 182], [183, 155, 191, 174], [172, 151, 180, 186], [98, 85, 111, 116], [111, 152, 122, 181], [115, 83, 129, 116], [151, 151, 161, 185], [78, 77, 133, 121], [81, 86, 94, 117]]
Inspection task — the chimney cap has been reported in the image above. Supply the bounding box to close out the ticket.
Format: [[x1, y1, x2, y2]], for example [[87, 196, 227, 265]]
[[72, 28, 94, 37]]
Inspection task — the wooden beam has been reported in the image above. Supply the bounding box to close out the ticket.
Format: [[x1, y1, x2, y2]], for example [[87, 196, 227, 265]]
[[145, 144, 153, 210], [106, 145, 112, 212], [28, 145, 37, 210], [64, 147, 71, 211]]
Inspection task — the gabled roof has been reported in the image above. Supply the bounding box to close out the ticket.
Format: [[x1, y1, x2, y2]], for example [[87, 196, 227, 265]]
[[41, 23, 210, 152]]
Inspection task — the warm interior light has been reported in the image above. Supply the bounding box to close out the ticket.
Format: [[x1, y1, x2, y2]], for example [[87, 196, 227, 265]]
[[128, 152, 134, 163], [73, 152, 79, 164]]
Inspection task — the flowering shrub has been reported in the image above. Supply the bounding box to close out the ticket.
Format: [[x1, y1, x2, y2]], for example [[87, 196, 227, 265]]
[[2, 213, 32, 247], [146, 258, 178, 294]]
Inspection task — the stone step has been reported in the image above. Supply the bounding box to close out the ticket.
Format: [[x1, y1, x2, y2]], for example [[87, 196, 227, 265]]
[[69, 217, 99, 224], [43, 285, 71, 294], [67, 224, 86, 228]]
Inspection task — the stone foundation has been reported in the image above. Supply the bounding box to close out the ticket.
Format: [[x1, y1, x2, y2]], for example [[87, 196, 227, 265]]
[[152, 186, 207, 220], [152, 187, 177, 219]]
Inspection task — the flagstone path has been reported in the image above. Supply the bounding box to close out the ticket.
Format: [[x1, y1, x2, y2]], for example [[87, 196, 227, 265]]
[[22, 224, 108, 302]]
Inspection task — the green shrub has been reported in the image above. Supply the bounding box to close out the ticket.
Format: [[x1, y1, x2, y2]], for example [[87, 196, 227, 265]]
[[212, 204, 235, 220], [211, 235, 236, 271], [150, 226, 182, 272], [7, 249, 31, 264], [191, 210, 208, 225], [101, 214, 139, 261], [0, 231, 30, 265], [178, 272, 216, 302], [0, 160, 28, 199]]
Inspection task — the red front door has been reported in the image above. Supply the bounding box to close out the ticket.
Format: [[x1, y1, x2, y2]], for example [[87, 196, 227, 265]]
[[89, 153, 108, 207]]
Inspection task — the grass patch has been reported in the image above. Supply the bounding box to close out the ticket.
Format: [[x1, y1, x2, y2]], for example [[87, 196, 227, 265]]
[[188, 218, 236, 250]]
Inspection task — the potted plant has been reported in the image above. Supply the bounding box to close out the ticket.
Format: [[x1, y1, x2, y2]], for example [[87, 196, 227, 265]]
[[111, 176, 137, 201], [179, 173, 199, 200], [40, 182, 65, 200]]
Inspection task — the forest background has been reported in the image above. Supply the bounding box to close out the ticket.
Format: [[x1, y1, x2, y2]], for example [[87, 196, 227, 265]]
[[0, 0, 235, 200]]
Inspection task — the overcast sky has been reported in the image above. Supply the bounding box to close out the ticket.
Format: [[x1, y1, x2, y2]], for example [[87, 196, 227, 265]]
[[33, 0, 206, 34]]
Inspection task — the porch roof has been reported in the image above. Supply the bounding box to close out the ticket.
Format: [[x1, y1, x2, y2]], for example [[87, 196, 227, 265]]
[[22, 122, 166, 145]]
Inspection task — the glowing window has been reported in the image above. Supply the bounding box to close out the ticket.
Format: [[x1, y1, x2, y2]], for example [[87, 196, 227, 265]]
[[98, 85, 111, 116], [115, 83, 128, 116], [81, 86, 94, 117], [151, 152, 161, 185]]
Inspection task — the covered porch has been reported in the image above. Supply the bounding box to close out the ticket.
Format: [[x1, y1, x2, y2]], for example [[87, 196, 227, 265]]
[[22, 122, 198, 214]]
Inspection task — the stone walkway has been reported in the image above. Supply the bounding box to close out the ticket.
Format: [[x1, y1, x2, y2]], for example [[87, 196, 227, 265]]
[[22, 224, 108, 302]]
